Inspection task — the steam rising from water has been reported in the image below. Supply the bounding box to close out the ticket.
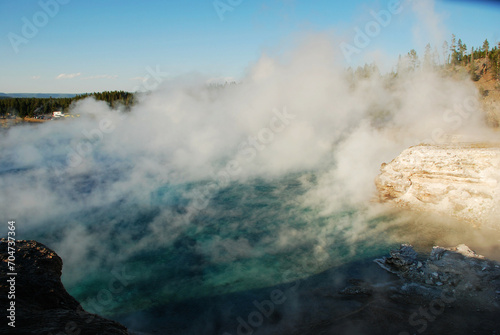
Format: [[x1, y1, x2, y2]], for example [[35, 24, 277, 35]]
[[0, 33, 497, 322]]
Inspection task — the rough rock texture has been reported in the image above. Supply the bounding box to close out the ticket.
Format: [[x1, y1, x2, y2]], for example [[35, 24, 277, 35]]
[[483, 89, 500, 128], [374, 244, 500, 302], [285, 244, 500, 335], [0, 239, 130, 335], [375, 143, 500, 227]]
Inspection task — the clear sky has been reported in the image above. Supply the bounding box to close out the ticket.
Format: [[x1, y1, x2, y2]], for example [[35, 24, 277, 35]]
[[0, 0, 499, 93]]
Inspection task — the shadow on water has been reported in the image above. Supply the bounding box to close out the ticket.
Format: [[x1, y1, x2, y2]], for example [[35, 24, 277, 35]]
[[11, 166, 500, 334], [116, 249, 500, 335], [115, 256, 396, 335]]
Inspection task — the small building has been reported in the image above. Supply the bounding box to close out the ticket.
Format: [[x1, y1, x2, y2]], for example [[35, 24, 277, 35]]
[[52, 111, 63, 118]]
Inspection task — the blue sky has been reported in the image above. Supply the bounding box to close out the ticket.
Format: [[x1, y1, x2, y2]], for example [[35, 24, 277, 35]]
[[0, 0, 499, 93]]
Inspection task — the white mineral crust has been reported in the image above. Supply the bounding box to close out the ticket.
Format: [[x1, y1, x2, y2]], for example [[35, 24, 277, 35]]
[[375, 143, 500, 228]]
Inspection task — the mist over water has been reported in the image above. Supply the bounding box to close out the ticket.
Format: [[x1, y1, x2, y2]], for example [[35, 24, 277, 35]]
[[1, 33, 499, 332]]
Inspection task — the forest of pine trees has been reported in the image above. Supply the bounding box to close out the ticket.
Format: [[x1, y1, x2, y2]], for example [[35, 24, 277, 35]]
[[1, 36, 499, 119], [0, 90, 134, 118], [397, 35, 500, 79], [348, 35, 500, 83]]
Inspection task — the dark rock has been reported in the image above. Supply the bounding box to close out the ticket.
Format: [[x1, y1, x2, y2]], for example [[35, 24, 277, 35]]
[[328, 244, 500, 334], [374, 244, 500, 303], [0, 239, 130, 335], [338, 279, 373, 296], [374, 244, 426, 285]]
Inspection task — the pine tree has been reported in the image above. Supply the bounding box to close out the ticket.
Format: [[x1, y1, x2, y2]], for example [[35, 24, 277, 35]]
[[423, 43, 432, 69], [459, 40, 467, 65], [483, 39, 490, 57], [408, 49, 420, 71], [442, 40, 449, 65], [470, 47, 480, 81], [433, 46, 440, 66], [450, 34, 458, 65], [457, 38, 466, 64]]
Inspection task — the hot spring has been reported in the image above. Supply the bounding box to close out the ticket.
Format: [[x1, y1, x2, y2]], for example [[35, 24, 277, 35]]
[[1, 37, 498, 333]]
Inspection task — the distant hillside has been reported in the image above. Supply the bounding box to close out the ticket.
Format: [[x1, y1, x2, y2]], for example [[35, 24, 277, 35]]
[[0, 93, 78, 99], [467, 58, 500, 127], [0, 90, 134, 118], [396, 35, 500, 128]]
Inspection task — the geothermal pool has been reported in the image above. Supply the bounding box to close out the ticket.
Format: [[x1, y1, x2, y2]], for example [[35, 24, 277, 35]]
[[3, 161, 486, 333]]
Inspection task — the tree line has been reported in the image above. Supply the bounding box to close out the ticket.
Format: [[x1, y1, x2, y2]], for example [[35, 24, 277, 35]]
[[347, 35, 500, 82], [0, 90, 135, 118], [2, 36, 498, 119], [400, 35, 500, 79]]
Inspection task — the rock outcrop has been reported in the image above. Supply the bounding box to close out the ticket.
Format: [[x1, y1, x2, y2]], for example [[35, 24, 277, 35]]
[[291, 244, 500, 335], [375, 143, 500, 227], [374, 244, 500, 301], [0, 239, 130, 335], [330, 244, 500, 335]]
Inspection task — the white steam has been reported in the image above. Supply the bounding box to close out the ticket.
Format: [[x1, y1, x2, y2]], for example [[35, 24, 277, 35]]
[[0, 32, 496, 290]]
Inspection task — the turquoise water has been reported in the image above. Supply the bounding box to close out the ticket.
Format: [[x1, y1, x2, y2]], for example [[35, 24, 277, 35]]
[[0, 129, 469, 328], [2, 128, 489, 334], [0, 126, 452, 327], [33, 173, 402, 317]]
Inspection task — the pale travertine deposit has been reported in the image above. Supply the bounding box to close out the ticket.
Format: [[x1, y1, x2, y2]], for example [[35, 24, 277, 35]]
[[375, 143, 500, 228]]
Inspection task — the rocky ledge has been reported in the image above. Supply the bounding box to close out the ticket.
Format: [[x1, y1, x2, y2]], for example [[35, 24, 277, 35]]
[[375, 143, 500, 228], [0, 239, 130, 335], [333, 244, 500, 335], [374, 244, 500, 302]]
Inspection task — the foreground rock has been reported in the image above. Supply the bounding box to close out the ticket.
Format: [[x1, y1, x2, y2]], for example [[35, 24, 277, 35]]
[[109, 243, 500, 335], [375, 143, 500, 228], [326, 244, 500, 335], [374, 244, 500, 302], [0, 239, 130, 335]]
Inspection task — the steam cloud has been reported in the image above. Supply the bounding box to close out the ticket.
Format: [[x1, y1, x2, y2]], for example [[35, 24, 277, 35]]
[[0, 11, 498, 324]]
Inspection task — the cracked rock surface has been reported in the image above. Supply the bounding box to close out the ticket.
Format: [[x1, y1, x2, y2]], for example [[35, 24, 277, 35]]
[[375, 143, 500, 228]]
